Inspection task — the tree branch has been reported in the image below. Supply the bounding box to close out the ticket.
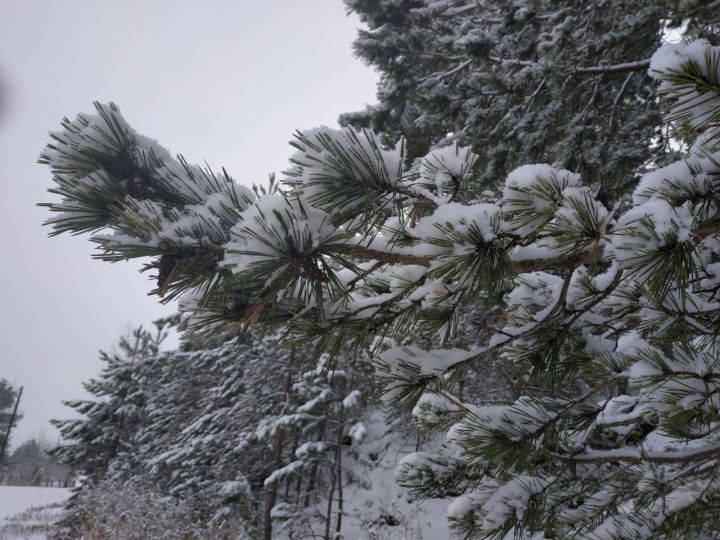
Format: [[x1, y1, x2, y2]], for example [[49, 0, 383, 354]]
[[574, 60, 651, 76], [488, 56, 650, 76], [330, 214, 720, 275], [423, 59, 473, 83], [331, 244, 430, 267]]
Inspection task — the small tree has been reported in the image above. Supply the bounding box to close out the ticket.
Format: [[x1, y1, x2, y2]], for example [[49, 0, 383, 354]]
[[51, 326, 162, 485], [0, 379, 22, 467], [39, 32, 720, 540]]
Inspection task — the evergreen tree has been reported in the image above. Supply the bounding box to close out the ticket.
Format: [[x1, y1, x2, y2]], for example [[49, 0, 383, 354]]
[[341, 0, 655, 200], [39, 14, 720, 540], [130, 333, 295, 536], [51, 326, 162, 488], [0, 379, 21, 466], [341, 0, 718, 201], [52, 322, 407, 538], [258, 355, 368, 538]]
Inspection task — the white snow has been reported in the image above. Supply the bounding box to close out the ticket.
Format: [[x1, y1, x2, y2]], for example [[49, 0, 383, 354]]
[[650, 40, 720, 131], [414, 201, 500, 244], [223, 195, 336, 278], [0, 486, 69, 540], [0, 486, 69, 522], [632, 150, 720, 205], [417, 143, 479, 199], [342, 389, 363, 408], [378, 345, 479, 379], [611, 199, 696, 268], [287, 126, 406, 203], [502, 164, 581, 236]]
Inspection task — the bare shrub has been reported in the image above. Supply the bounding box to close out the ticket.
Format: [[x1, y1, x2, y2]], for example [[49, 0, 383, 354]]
[[60, 481, 253, 540]]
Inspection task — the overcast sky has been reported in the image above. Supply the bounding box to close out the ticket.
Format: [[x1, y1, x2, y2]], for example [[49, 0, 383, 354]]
[[0, 0, 377, 448]]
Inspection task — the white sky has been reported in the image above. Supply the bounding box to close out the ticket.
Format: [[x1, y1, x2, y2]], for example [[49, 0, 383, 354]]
[[0, 0, 377, 448]]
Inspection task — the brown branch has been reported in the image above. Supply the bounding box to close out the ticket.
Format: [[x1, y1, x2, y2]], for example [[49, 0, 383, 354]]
[[427, 56, 651, 84], [488, 56, 534, 69], [694, 218, 720, 242], [424, 59, 473, 82], [609, 72, 635, 129], [431, 388, 475, 416], [345, 260, 383, 292]]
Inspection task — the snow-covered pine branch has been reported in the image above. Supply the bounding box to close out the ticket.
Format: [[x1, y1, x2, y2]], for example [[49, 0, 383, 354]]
[[40, 16, 720, 540]]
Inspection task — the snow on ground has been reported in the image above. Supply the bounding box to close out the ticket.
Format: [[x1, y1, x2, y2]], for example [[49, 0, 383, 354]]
[[0, 486, 69, 539], [332, 409, 451, 540]]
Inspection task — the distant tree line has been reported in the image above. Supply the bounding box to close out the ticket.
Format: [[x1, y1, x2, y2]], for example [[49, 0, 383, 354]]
[[1, 437, 75, 487]]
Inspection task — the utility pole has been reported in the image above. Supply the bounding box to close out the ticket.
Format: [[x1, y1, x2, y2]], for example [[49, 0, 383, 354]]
[[0, 386, 23, 465]]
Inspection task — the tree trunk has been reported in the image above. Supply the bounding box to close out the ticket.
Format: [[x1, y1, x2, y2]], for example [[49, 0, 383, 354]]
[[263, 348, 295, 540], [334, 406, 345, 537], [286, 435, 298, 498], [324, 404, 345, 540], [304, 406, 327, 508], [323, 467, 336, 540]]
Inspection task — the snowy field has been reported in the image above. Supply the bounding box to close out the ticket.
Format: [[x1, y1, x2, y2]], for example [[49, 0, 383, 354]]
[[0, 486, 69, 539]]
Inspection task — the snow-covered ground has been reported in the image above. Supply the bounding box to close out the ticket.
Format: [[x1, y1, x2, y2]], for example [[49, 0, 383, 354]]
[[0, 486, 69, 539]]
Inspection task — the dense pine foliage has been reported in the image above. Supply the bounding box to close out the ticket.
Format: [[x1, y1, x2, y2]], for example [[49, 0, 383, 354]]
[[41, 2, 720, 539], [342, 0, 663, 200]]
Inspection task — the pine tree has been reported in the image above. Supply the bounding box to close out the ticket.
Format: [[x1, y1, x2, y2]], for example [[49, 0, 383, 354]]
[[51, 326, 162, 492], [0, 379, 21, 466], [131, 333, 296, 536], [340, 0, 718, 201], [341, 0, 656, 200], [39, 18, 720, 540], [52, 319, 393, 538], [257, 355, 368, 538]]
